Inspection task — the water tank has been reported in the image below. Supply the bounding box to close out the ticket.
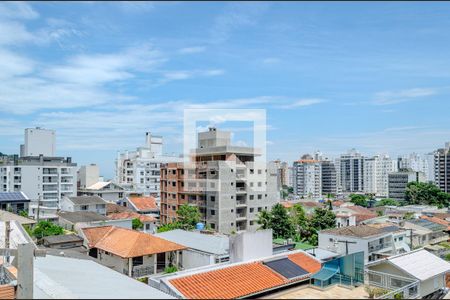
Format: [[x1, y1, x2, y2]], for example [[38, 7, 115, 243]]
[[196, 223, 205, 230]]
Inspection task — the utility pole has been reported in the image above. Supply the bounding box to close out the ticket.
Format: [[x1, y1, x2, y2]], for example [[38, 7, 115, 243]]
[[36, 196, 41, 224], [408, 229, 414, 250], [5, 221, 10, 263], [338, 240, 357, 255]]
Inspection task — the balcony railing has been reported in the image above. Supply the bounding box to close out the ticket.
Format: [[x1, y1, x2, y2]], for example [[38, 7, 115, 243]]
[[365, 270, 420, 299]]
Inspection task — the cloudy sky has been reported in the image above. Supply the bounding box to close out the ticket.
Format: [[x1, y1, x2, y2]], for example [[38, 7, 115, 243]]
[[1, 2, 449, 178]]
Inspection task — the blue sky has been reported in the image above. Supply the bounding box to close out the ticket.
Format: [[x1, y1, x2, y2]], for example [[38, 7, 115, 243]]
[[1, 2, 450, 179]]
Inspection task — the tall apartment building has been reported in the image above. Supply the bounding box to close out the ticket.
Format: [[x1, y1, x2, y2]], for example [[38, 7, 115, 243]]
[[273, 160, 289, 189], [293, 154, 322, 198], [20, 127, 56, 157], [116, 132, 182, 200], [321, 159, 338, 196], [160, 128, 278, 234], [388, 169, 426, 202], [398, 153, 433, 182], [337, 149, 364, 193], [77, 164, 100, 189], [435, 142, 450, 193], [363, 155, 397, 197], [0, 129, 77, 220]]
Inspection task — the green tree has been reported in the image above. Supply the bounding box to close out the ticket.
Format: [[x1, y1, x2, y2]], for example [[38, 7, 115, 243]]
[[350, 194, 368, 207], [132, 218, 144, 230], [306, 207, 337, 246], [405, 182, 450, 208], [18, 210, 28, 217], [376, 198, 399, 207], [176, 204, 201, 230], [290, 204, 310, 242], [157, 222, 181, 233], [257, 210, 272, 230], [32, 221, 64, 239], [269, 204, 294, 239]]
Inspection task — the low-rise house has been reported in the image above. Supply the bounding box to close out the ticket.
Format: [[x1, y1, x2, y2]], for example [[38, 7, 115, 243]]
[[78, 181, 125, 203], [420, 215, 450, 231], [57, 211, 132, 233], [367, 249, 450, 298], [155, 229, 229, 269], [333, 205, 377, 227], [82, 226, 187, 278], [0, 209, 36, 227], [0, 192, 30, 214], [152, 250, 321, 299], [403, 219, 448, 248], [42, 234, 84, 249], [319, 224, 410, 263], [118, 195, 159, 217], [60, 195, 107, 215], [108, 211, 157, 233], [34, 255, 174, 299]]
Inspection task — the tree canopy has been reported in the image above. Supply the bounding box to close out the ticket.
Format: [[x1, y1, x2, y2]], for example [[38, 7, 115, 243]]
[[350, 194, 369, 207], [376, 198, 399, 207], [132, 218, 144, 230], [405, 182, 450, 208], [32, 221, 64, 239], [176, 204, 201, 230], [269, 203, 295, 239]]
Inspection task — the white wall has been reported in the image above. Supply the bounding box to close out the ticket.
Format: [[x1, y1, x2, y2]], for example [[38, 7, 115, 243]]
[[181, 249, 215, 269], [24, 128, 55, 157], [229, 229, 272, 263]]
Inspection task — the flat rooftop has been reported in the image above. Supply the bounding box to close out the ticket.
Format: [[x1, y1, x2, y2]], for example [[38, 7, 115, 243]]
[[262, 284, 368, 299]]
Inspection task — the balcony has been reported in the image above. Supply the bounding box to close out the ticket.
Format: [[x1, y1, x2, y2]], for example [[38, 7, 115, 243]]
[[236, 201, 247, 207], [236, 213, 247, 221], [236, 187, 247, 193]]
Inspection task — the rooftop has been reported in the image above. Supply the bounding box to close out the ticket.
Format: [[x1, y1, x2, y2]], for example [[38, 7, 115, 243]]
[[321, 224, 401, 238], [155, 229, 229, 256], [128, 196, 158, 211], [67, 195, 107, 206], [108, 211, 155, 223], [34, 255, 173, 299], [0, 192, 30, 203], [166, 251, 321, 299], [57, 211, 108, 223], [0, 210, 36, 225], [82, 226, 187, 258], [406, 218, 447, 232], [262, 284, 368, 299], [42, 234, 84, 245], [106, 203, 130, 214], [85, 181, 125, 191]]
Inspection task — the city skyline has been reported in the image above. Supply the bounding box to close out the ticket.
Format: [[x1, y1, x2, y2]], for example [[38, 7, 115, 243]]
[[1, 2, 450, 178]]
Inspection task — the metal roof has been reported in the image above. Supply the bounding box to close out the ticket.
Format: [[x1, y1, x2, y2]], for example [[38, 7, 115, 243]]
[[387, 249, 450, 281], [34, 255, 174, 299], [0, 192, 30, 202], [407, 219, 447, 232], [155, 229, 229, 256], [67, 196, 107, 206], [57, 211, 108, 223]]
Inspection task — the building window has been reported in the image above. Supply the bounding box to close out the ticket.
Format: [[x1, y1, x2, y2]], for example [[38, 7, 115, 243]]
[[231, 196, 234, 199], [257, 194, 262, 200], [249, 195, 254, 200], [210, 223, 215, 229], [258, 169, 262, 174], [231, 209, 234, 213], [250, 221, 254, 225], [231, 222, 234, 226], [80, 205, 88, 211], [250, 208, 254, 213], [258, 182, 262, 187], [211, 210, 215, 215], [210, 196, 215, 201], [258, 207, 262, 212], [250, 169, 254, 174]]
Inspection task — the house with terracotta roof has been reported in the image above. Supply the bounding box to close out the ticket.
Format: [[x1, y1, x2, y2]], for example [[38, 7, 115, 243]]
[[333, 205, 378, 228], [81, 226, 187, 278], [108, 211, 157, 233], [153, 250, 322, 299], [118, 195, 159, 217]]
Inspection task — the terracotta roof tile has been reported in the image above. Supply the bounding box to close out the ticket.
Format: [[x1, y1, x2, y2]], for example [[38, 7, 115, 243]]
[[169, 262, 286, 299], [288, 252, 321, 274], [421, 215, 450, 230], [82, 226, 186, 258], [128, 196, 158, 211], [108, 211, 155, 223], [106, 203, 131, 214]]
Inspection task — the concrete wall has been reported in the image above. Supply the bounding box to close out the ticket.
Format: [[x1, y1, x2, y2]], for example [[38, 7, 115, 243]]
[[229, 229, 272, 263], [181, 249, 214, 270], [24, 128, 55, 157], [420, 275, 445, 297], [318, 232, 370, 263]]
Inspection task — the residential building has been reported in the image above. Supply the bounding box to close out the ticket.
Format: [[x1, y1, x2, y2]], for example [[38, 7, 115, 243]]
[[60, 195, 107, 215], [388, 169, 427, 202], [293, 154, 322, 199], [116, 132, 182, 200], [34, 255, 174, 299], [78, 181, 125, 202], [108, 211, 157, 233], [42, 234, 84, 249], [21, 127, 55, 157], [160, 127, 279, 234], [0, 155, 77, 220], [118, 195, 159, 216], [398, 152, 433, 182], [57, 211, 109, 231], [152, 250, 321, 299], [82, 226, 187, 278], [403, 218, 448, 247], [77, 164, 100, 189], [336, 149, 364, 193], [155, 229, 229, 269], [333, 205, 377, 228], [435, 142, 450, 193], [0, 209, 36, 227], [321, 159, 338, 196], [0, 191, 30, 214], [273, 159, 289, 189], [318, 224, 410, 263], [363, 154, 397, 197], [367, 249, 450, 298]]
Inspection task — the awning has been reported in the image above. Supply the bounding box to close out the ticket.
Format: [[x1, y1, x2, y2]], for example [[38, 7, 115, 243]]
[[312, 260, 340, 281]]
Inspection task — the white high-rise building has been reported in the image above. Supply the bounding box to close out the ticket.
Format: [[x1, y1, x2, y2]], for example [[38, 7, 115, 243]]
[[364, 155, 397, 197], [78, 164, 100, 189], [1, 129, 77, 220], [21, 127, 56, 157], [293, 154, 322, 199], [116, 132, 182, 201], [337, 149, 364, 193], [398, 153, 433, 182]]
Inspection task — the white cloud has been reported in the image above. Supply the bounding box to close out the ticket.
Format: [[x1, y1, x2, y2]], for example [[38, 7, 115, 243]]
[[374, 87, 437, 105], [0, 2, 39, 20], [158, 69, 224, 85], [178, 46, 206, 54], [279, 98, 325, 109], [262, 57, 281, 64]]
